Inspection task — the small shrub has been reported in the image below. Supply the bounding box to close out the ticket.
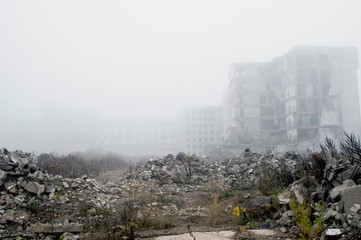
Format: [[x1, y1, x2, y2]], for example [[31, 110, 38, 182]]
[[258, 170, 283, 195], [290, 199, 312, 239], [78, 202, 91, 217], [28, 201, 40, 214], [290, 199, 325, 239], [320, 137, 338, 158]]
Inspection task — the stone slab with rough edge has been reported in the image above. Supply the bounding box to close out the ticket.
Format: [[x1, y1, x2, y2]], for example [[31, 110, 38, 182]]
[[248, 229, 277, 236], [152, 231, 235, 240], [340, 185, 361, 215], [31, 224, 83, 233]]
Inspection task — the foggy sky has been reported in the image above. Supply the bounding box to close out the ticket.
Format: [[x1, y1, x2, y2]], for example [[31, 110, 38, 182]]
[[1, 0, 361, 121]]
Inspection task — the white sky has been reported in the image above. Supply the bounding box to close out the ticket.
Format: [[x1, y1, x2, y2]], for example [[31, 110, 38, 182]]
[[1, 0, 361, 121]]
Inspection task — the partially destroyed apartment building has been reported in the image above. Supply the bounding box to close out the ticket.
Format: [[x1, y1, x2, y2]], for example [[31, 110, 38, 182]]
[[223, 46, 361, 151]]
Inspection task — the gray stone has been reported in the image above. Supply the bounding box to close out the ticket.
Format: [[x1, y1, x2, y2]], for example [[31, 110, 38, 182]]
[[176, 152, 187, 161], [0, 164, 13, 171], [330, 179, 355, 200], [28, 164, 39, 172], [3, 209, 29, 223], [0, 216, 6, 224], [10, 153, 21, 165], [14, 210, 30, 223], [60, 232, 81, 240], [324, 209, 338, 220], [349, 203, 360, 214], [252, 196, 271, 207], [25, 182, 45, 196], [5, 194, 14, 206], [29, 171, 45, 181], [5, 182, 17, 194], [291, 184, 308, 204], [45, 183, 56, 193], [4, 209, 14, 221], [63, 181, 69, 189], [19, 157, 29, 166], [74, 178, 82, 184], [340, 185, 361, 215], [0, 169, 6, 186], [25, 182, 37, 194], [14, 195, 25, 205]]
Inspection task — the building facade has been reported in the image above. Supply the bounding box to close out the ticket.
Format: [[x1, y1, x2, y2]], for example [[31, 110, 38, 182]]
[[223, 46, 361, 151], [176, 106, 223, 156]]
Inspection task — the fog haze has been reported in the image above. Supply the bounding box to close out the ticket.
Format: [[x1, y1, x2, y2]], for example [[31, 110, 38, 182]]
[[1, 0, 361, 121]]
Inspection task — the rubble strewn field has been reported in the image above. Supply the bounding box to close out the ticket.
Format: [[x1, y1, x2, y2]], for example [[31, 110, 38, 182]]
[[1, 139, 361, 239]]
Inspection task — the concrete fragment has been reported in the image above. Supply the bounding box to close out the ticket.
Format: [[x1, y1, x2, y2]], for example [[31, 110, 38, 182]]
[[291, 184, 308, 204], [340, 185, 361, 215], [248, 229, 276, 236], [252, 196, 271, 207], [25, 182, 45, 196], [330, 179, 355, 200], [45, 183, 55, 193], [60, 232, 81, 240], [14, 195, 25, 205], [4, 209, 14, 221], [63, 181, 69, 188], [20, 157, 29, 166], [325, 228, 342, 236], [31, 223, 83, 233], [10, 153, 21, 165], [349, 203, 360, 214], [5, 182, 17, 193], [0, 169, 6, 185]]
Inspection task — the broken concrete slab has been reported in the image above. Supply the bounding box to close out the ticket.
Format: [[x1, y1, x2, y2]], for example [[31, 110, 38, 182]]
[[152, 233, 193, 240], [252, 196, 271, 207], [340, 185, 361, 215], [193, 231, 235, 240], [247, 229, 277, 236], [153, 231, 235, 240], [349, 203, 361, 214], [31, 223, 83, 233], [330, 179, 355, 200], [25, 182, 45, 196], [0, 169, 7, 186]]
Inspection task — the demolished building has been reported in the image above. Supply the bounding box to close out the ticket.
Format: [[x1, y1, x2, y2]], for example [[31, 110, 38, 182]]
[[222, 46, 361, 152]]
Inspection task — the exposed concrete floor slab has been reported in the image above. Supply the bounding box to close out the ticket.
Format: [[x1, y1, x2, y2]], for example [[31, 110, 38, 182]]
[[152, 231, 235, 240], [154, 233, 193, 240], [193, 231, 235, 239], [248, 229, 276, 236]]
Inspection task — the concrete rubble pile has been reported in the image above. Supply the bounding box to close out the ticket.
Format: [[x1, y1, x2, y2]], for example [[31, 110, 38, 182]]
[[0, 148, 117, 239], [277, 154, 361, 239], [118, 150, 361, 239], [124, 150, 300, 189], [1, 146, 361, 239]]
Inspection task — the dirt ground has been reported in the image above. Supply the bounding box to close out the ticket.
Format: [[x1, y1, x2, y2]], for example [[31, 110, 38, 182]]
[[95, 171, 294, 240]]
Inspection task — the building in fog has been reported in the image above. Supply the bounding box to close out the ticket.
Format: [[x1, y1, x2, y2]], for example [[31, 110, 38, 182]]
[[223, 62, 286, 151], [1, 46, 360, 156], [176, 106, 223, 156], [223, 46, 361, 151], [94, 120, 175, 156]]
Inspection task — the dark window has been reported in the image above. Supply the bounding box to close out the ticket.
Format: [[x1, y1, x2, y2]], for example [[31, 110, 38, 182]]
[[240, 109, 244, 117]]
